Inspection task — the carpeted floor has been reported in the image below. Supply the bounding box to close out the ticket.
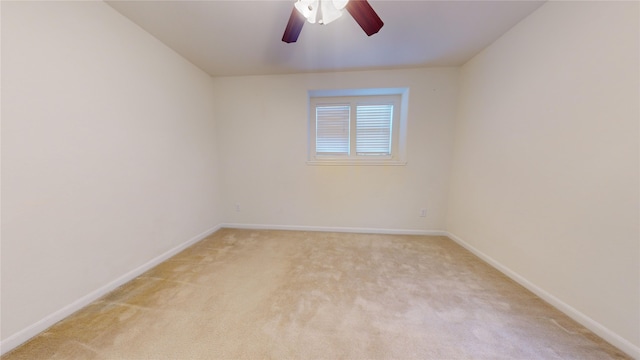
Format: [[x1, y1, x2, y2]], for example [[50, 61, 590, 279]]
[[2, 229, 630, 359]]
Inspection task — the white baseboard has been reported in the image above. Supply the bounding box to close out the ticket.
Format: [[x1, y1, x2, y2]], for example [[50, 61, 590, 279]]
[[221, 223, 447, 236], [0, 224, 222, 356], [445, 231, 639, 359]]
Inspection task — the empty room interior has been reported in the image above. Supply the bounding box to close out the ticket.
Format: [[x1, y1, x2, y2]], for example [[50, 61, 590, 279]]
[[1, 0, 638, 358]]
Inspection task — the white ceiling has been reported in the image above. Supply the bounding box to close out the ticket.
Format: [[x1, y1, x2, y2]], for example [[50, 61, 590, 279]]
[[106, 0, 545, 77]]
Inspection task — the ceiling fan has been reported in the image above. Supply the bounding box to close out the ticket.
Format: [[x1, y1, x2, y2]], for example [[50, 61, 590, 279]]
[[282, 0, 384, 43]]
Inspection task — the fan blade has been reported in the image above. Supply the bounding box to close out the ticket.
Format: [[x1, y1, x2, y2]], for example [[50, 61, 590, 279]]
[[282, 7, 306, 43], [345, 0, 384, 36]]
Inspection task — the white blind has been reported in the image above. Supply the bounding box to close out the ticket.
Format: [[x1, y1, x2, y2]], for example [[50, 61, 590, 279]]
[[316, 105, 350, 155], [356, 104, 393, 155]]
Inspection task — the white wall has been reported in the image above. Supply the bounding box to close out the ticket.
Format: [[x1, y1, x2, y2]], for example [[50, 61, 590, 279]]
[[447, 1, 639, 355], [213, 68, 458, 233], [1, 0, 221, 349]]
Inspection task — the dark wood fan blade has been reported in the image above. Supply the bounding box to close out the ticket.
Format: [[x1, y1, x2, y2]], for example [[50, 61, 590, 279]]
[[345, 0, 384, 36], [282, 7, 306, 43]]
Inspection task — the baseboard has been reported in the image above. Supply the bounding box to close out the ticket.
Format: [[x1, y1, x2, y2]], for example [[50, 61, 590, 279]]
[[445, 231, 640, 359], [221, 223, 447, 236], [0, 224, 222, 356]]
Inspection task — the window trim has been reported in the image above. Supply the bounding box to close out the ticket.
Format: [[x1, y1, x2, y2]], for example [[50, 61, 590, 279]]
[[306, 88, 409, 166]]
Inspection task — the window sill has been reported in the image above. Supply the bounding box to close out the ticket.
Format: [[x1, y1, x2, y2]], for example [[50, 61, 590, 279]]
[[306, 160, 407, 166]]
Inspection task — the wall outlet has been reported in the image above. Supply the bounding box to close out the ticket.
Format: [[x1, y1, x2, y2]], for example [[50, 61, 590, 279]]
[[235, 203, 241, 212], [419, 208, 427, 217]]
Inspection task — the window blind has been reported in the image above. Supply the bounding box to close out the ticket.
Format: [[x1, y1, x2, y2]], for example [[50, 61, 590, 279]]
[[356, 104, 393, 155], [315, 105, 350, 155]]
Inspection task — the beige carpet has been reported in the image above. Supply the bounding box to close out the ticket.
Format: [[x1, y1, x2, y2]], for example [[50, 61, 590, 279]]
[[2, 229, 630, 359]]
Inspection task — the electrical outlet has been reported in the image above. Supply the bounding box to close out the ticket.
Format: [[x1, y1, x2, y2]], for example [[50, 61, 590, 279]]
[[419, 208, 427, 217], [235, 203, 241, 212]]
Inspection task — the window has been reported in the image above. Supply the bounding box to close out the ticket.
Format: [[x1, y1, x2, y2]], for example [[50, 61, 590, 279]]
[[307, 88, 408, 165]]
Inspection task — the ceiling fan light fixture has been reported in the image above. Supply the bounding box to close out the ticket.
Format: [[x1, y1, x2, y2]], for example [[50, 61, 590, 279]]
[[294, 0, 349, 25]]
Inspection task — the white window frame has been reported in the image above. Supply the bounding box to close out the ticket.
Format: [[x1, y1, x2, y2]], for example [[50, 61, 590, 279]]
[[307, 88, 409, 166]]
